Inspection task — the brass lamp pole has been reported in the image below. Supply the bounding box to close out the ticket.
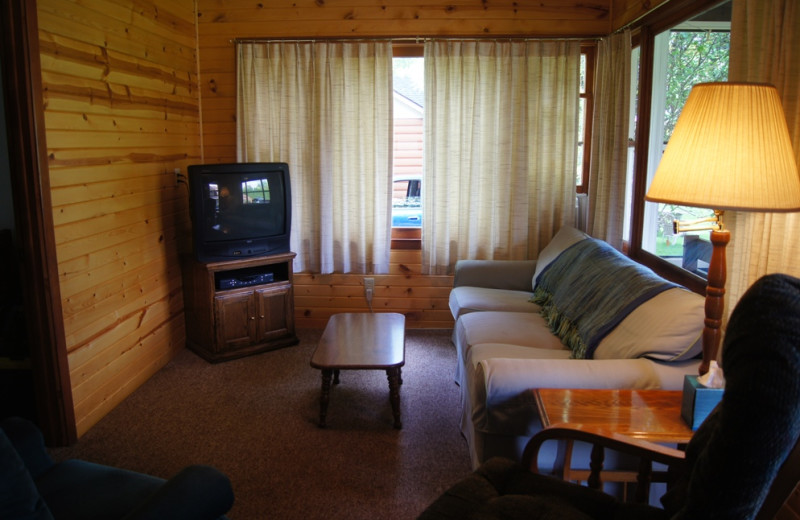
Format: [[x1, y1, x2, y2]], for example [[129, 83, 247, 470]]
[[672, 211, 727, 376]]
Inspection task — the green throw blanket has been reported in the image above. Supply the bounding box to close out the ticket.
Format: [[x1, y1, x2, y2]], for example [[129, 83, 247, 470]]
[[532, 238, 678, 359]]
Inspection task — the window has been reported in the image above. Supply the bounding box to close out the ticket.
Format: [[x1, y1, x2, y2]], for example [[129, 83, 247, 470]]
[[622, 46, 640, 247], [243, 179, 271, 204], [577, 45, 595, 193], [392, 56, 424, 229], [391, 46, 596, 231], [628, 0, 731, 289], [642, 19, 729, 277]]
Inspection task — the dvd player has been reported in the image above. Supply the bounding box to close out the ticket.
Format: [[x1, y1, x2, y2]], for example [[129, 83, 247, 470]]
[[217, 272, 274, 290]]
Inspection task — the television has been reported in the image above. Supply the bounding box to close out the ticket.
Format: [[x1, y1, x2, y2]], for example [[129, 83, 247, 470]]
[[188, 162, 292, 263]]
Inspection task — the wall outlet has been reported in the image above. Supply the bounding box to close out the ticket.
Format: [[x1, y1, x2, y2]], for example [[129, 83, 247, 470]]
[[364, 277, 375, 303]]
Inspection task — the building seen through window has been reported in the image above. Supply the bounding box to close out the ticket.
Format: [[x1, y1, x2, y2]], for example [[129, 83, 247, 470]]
[[392, 57, 424, 228]]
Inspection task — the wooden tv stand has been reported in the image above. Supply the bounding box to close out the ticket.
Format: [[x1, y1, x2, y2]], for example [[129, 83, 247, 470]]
[[182, 252, 299, 362]]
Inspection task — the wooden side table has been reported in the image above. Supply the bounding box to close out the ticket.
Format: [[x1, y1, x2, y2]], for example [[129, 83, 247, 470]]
[[532, 388, 692, 493], [534, 388, 693, 444]]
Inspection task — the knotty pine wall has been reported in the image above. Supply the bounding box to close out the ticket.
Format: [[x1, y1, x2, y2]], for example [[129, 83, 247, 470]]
[[37, 0, 200, 436], [194, 0, 622, 330], [33, 0, 668, 436]]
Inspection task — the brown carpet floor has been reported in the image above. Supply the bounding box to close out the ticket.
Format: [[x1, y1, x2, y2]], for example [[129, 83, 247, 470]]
[[50, 328, 472, 519]]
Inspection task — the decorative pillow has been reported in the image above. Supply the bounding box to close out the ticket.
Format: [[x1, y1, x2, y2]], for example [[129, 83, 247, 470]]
[[0, 429, 53, 520], [531, 226, 588, 290], [594, 287, 705, 361]]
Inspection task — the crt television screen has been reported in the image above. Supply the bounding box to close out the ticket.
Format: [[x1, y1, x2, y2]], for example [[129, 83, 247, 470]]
[[199, 172, 287, 242]]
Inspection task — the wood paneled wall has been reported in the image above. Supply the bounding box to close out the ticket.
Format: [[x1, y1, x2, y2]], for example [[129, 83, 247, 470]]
[[194, 0, 619, 330], [294, 251, 455, 329], [33, 0, 670, 436], [37, 0, 200, 436], [196, 0, 614, 164]]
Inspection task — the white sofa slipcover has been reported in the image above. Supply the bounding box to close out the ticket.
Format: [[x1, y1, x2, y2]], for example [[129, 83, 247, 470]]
[[449, 226, 705, 469]]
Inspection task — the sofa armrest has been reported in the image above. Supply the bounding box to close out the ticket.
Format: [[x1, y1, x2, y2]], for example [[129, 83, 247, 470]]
[[125, 465, 234, 520], [453, 260, 536, 291], [472, 358, 664, 437]]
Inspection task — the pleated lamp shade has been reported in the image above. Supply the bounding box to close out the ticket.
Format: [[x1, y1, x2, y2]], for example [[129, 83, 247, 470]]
[[645, 82, 800, 212]]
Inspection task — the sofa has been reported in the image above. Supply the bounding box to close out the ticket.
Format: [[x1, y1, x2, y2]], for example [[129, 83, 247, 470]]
[[449, 226, 706, 469], [1, 416, 234, 520]]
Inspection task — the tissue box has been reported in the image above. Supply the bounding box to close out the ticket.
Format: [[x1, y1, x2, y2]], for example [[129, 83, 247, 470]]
[[681, 375, 724, 430]]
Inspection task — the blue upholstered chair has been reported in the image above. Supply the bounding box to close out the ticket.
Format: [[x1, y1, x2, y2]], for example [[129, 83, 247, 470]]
[[1, 416, 234, 520], [418, 273, 800, 520]]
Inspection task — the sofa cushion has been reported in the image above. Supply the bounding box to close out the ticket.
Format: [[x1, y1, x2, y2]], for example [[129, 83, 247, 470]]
[[449, 286, 538, 320], [456, 311, 567, 359], [454, 311, 567, 387], [531, 226, 588, 290], [594, 287, 704, 361]]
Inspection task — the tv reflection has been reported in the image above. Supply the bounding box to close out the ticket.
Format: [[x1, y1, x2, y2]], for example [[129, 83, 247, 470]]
[[210, 180, 272, 236]]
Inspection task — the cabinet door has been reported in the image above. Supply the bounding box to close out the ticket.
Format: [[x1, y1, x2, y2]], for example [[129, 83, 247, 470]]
[[214, 290, 257, 352], [255, 283, 294, 342]]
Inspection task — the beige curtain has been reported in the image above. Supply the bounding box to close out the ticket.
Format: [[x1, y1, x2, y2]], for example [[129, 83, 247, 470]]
[[422, 40, 580, 275], [726, 0, 800, 312], [587, 30, 631, 251], [236, 41, 393, 274]]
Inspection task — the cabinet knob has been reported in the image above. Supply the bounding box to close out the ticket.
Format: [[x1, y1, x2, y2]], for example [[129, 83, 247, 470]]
[[260, 315, 265, 319], [250, 316, 255, 320]]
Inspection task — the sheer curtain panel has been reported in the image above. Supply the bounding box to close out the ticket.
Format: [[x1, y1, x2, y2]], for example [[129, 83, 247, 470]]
[[236, 41, 393, 274], [422, 40, 580, 275], [587, 30, 631, 251], [726, 0, 800, 317]]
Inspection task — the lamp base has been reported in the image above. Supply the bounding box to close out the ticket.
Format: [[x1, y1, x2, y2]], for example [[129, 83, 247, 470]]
[[700, 228, 730, 376]]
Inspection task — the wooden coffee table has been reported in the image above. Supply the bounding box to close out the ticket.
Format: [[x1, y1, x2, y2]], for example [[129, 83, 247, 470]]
[[310, 313, 406, 429]]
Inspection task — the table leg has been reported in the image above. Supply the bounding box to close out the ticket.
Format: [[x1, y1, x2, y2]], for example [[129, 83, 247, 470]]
[[552, 439, 573, 481], [333, 369, 340, 385], [387, 368, 402, 429], [319, 369, 333, 428]]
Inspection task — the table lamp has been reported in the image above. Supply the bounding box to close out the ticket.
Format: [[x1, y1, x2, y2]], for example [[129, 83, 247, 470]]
[[645, 82, 800, 376]]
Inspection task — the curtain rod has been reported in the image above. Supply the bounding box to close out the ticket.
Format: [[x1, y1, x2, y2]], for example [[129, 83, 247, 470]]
[[231, 36, 599, 45]]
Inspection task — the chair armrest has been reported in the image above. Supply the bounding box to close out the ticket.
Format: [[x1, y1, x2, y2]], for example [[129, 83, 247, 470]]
[[521, 424, 686, 503], [522, 424, 686, 471], [452, 259, 536, 291], [124, 465, 234, 520]]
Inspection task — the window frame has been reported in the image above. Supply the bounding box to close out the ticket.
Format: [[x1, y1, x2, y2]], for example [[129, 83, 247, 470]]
[[391, 44, 424, 249], [577, 43, 596, 194], [627, 0, 730, 296]]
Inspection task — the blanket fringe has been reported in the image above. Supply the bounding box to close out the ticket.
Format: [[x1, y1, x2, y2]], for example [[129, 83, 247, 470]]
[[532, 287, 588, 359]]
